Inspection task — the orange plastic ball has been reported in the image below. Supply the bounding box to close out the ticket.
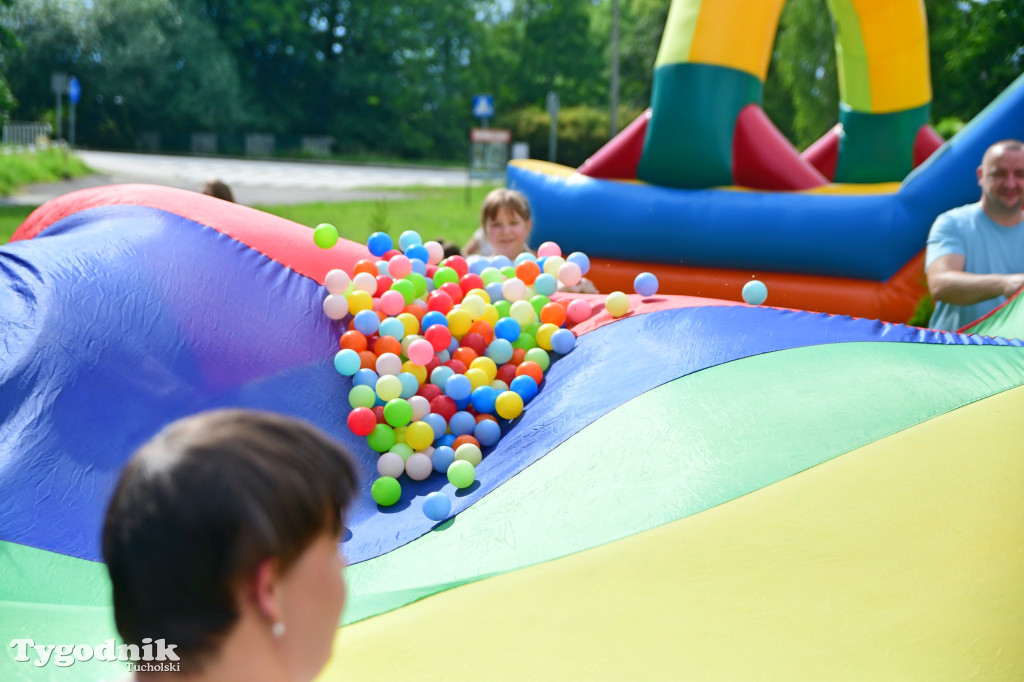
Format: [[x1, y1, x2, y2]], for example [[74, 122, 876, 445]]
[[515, 260, 541, 285], [451, 346, 479, 367], [539, 302, 567, 327], [515, 360, 544, 385], [353, 259, 378, 277], [374, 335, 403, 358], [339, 330, 368, 352], [358, 350, 378, 370], [452, 434, 480, 450]]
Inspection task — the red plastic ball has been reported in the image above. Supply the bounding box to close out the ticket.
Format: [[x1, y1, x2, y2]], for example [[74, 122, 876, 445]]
[[427, 290, 454, 314], [425, 325, 452, 352], [496, 363, 518, 386], [347, 407, 378, 436], [459, 273, 485, 296], [417, 383, 442, 402], [430, 395, 457, 422], [444, 359, 467, 375], [460, 332, 487, 357], [440, 282, 464, 304], [442, 255, 468, 278], [374, 275, 394, 298]]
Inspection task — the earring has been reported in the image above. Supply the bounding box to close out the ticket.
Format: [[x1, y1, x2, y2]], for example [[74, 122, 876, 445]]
[[271, 621, 286, 638]]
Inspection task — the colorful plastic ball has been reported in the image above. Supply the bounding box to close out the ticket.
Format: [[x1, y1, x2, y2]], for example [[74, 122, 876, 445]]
[[339, 330, 368, 352], [508, 300, 535, 327], [377, 452, 405, 478], [374, 375, 402, 402], [509, 374, 539, 403], [515, 260, 541, 285], [550, 328, 576, 354], [313, 223, 339, 249], [566, 251, 590, 275], [324, 269, 352, 295], [351, 271, 377, 295], [537, 241, 562, 258], [432, 445, 456, 473], [433, 266, 459, 289], [501, 277, 528, 302], [541, 256, 565, 278], [398, 230, 423, 251], [397, 372, 420, 399], [473, 418, 501, 447], [367, 424, 397, 453], [449, 411, 476, 437], [378, 290, 406, 317], [514, 359, 543, 385], [353, 309, 381, 335], [495, 390, 524, 420], [396, 312, 420, 337], [454, 442, 483, 467], [405, 420, 435, 450], [423, 412, 448, 440], [444, 373, 473, 401], [605, 291, 630, 317], [470, 385, 498, 413], [322, 294, 348, 321], [493, 317, 522, 343], [348, 384, 376, 409], [333, 349, 361, 376], [421, 310, 448, 330], [634, 272, 659, 297], [367, 232, 393, 257], [408, 395, 430, 421], [406, 338, 434, 366], [429, 395, 457, 423], [383, 398, 413, 427], [422, 491, 452, 521], [386, 254, 411, 279], [423, 240, 444, 265], [405, 243, 430, 263], [742, 279, 768, 305], [524, 347, 550, 371], [446, 309, 473, 338], [401, 453, 430, 481], [375, 352, 402, 377], [346, 407, 377, 436], [376, 317, 404, 341], [512, 332, 537, 351], [485, 338, 514, 364], [353, 368, 379, 388], [347, 290, 374, 315], [566, 299, 591, 324], [371, 476, 402, 506], [535, 323, 558, 351], [539, 302, 567, 327], [431, 365, 454, 388], [447, 460, 476, 489]]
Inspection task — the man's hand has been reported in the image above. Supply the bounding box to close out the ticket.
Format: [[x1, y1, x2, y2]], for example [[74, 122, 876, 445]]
[[927, 254, 1024, 304]]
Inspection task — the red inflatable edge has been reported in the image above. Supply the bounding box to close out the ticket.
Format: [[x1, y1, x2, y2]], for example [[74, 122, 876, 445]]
[[12, 184, 372, 284]]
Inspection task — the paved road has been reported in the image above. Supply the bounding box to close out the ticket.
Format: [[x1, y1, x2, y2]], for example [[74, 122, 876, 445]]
[[4, 150, 472, 206]]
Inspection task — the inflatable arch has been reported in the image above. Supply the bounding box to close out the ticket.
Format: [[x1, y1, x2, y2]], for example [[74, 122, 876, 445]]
[[512, 0, 1024, 321], [636, 0, 938, 189]]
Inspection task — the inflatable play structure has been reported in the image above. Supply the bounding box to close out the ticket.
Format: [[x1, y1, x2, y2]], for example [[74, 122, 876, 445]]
[[3, 185, 1024, 680], [511, 0, 1024, 322]]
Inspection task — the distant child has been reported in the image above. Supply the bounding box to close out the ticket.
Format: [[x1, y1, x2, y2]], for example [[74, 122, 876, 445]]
[[462, 188, 533, 261], [200, 178, 235, 203]]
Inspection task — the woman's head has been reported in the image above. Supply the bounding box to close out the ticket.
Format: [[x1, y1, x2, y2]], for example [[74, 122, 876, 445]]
[[480, 188, 532, 260], [102, 409, 359, 677]]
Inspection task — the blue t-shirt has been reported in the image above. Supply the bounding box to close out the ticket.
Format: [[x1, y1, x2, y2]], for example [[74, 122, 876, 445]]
[[925, 203, 1024, 331]]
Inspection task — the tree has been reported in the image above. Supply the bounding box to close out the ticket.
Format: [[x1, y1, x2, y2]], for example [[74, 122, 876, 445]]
[[0, 0, 20, 119]]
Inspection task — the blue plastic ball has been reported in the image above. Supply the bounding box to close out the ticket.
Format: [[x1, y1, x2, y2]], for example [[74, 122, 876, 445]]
[[485, 281, 505, 303], [405, 243, 429, 262], [367, 232, 393, 257], [353, 309, 381, 335], [397, 372, 419, 399], [378, 316, 406, 340], [485, 338, 514, 365], [431, 445, 456, 473], [333, 349, 361, 376], [491, 254, 513, 269], [533, 273, 558, 296], [398, 230, 423, 251], [423, 492, 452, 522], [423, 412, 447, 439], [634, 272, 659, 297], [742, 279, 768, 305], [454, 395, 471, 411], [449, 410, 476, 436], [445, 374, 472, 401], [421, 310, 448, 330], [353, 368, 379, 388], [566, 251, 590, 275], [473, 418, 501, 447], [550, 328, 577, 355], [510, 374, 539, 403], [410, 258, 427, 276], [467, 255, 490, 275], [514, 252, 538, 266], [431, 365, 454, 388], [494, 317, 521, 343], [437, 433, 456, 449], [470, 385, 498, 413]]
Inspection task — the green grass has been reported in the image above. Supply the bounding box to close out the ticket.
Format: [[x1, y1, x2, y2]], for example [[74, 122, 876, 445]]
[[0, 205, 36, 243], [253, 183, 501, 248], [0, 148, 91, 196]]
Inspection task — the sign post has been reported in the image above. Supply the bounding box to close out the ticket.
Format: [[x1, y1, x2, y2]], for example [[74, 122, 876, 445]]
[[472, 94, 495, 128], [51, 72, 68, 140], [546, 91, 560, 163], [68, 76, 80, 150]]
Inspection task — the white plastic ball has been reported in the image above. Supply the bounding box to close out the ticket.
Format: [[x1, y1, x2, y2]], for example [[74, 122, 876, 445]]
[[324, 269, 351, 295], [377, 452, 405, 478], [322, 294, 349, 320]]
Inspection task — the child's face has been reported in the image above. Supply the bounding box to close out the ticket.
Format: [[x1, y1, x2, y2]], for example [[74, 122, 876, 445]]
[[485, 206, 532, 260]]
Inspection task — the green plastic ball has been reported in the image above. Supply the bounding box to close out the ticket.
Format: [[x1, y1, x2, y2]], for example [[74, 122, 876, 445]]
[[524, 347, 550, 371], [383, 398, 413, 427], [313, 223, 339, 249], [433, 266, 459, 288], [367, 424, 396, 453], [371, 476, 402, 506], [348, 384, 377, 409], [447, 460, 476, 489], [391, 278, 417, 305], [406, 272, 429, 299]]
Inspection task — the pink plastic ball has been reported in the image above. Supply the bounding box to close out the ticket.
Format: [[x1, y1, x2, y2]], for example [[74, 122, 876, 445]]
[[537, 241, 562, 258], [379, 290, 406, 317], [387, 255, 413, 279], [566, 299, 592, 324], [407, 338, 435, 365]]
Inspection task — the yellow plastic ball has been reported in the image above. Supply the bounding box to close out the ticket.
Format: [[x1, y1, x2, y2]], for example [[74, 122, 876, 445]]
[[605, 291, 630, 318], [466, 288, 491, 304], [460, 294, 487, 320], [465, 367, 490, 390], [405, 420, 434, 451], [481, 304, 500, 327], [495, 390, 524, 420], [397, 312, 420, 337], [469, 356, 498, 382], [535, 323, 558, 351], [447, 308, 473, 338], [347, 289, 375, 315]]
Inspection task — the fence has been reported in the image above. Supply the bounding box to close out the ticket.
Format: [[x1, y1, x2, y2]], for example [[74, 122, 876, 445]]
[[2, 121, 52, 148]]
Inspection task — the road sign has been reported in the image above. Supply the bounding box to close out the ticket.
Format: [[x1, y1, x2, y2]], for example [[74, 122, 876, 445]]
[[472, 94, 495, 119], [68, 76, 81, 105], [469, 127, 511, 181]]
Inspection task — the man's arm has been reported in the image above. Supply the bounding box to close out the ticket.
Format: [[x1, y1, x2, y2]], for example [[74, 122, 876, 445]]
[[927, 253, 1024, 305]]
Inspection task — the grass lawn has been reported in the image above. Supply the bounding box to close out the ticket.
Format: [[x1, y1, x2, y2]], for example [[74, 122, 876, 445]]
[[2, 182, 502, 246]]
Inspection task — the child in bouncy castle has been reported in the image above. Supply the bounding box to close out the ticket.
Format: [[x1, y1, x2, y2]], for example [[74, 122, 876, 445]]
[[463, 188, 598, 293]]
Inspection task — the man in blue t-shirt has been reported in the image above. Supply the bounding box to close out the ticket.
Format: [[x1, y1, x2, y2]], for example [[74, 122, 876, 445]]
[[926, 139, 1024, 331]]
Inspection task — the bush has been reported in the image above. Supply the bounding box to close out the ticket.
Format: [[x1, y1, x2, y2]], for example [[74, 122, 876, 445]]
[[499, 104, 645, 168]]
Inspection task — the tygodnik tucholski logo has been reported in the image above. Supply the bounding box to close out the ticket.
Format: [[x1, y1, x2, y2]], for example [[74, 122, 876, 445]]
[[10, 637, 180, 670]]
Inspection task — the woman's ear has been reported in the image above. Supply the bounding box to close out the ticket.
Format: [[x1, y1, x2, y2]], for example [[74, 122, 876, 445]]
[[249, 557, 283, 623]]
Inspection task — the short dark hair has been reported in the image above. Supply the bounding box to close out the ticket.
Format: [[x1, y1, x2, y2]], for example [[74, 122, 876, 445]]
[[102, 409, 359, 671], [200, 179, 235, 202]]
